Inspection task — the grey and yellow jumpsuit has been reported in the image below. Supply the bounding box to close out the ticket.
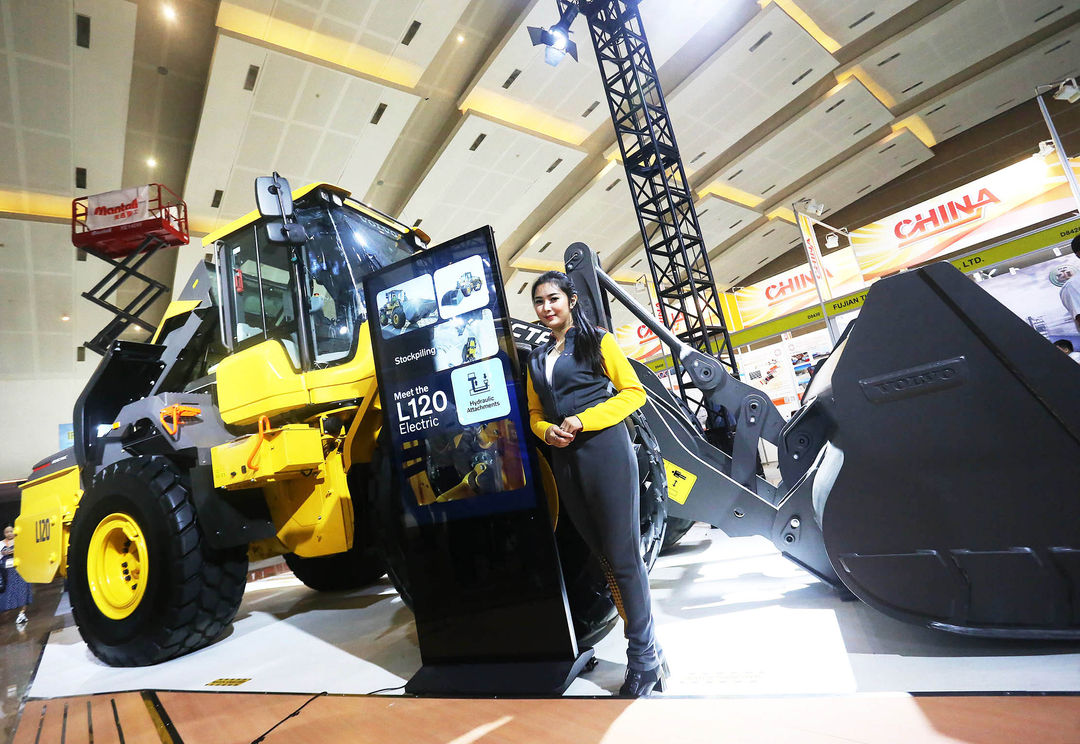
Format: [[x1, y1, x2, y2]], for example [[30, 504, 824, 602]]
[[526, 327, 659, 672]]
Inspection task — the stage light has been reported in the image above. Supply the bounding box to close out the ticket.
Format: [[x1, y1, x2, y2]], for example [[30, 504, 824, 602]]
[[1053, 78, 1080, 104], [527, 4, 580, 67], [550, 27, 568, 51], [796, 197, 825, 216]]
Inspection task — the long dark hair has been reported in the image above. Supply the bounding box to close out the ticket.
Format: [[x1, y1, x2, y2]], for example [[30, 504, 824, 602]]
[[532, 270, 606, 376]]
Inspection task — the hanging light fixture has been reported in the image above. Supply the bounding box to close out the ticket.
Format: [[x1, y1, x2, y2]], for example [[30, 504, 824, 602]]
[[527, 4, 580, 67]]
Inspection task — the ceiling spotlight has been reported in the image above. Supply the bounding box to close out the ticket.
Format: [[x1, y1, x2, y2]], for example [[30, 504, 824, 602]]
[[1053, 77, 1080, 104], [1037, 139, 1056, 159], [161, 4, 177, 22], [146, 157, 157, 168], [527, 4, 580, 67], [457, 34, 464, 43], [60, 314, 70, 322]]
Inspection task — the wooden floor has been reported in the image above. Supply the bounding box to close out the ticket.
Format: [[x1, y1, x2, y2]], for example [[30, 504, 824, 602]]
[[13, 691, 1080, 743]]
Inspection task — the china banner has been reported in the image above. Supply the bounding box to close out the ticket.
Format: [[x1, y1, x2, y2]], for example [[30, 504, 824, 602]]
[[796, 211, 833, 301], [851, 156, 1080, 281], [612, 299, 727, 363], [86, 185, 151, 230], [728, 247, 865, 330]]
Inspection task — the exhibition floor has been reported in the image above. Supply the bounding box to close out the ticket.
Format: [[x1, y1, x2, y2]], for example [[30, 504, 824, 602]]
[[8, 524, 1080, 741]]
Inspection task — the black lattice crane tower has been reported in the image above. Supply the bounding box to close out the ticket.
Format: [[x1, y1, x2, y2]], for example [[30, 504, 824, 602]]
[[540, 0, 739, 422]]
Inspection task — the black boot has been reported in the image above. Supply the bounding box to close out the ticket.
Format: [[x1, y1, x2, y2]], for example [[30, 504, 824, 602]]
[[619, 662, 667, 697]]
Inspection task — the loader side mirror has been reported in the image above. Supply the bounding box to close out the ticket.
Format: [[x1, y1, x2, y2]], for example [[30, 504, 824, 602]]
[[255, 173, 308, 245], [254, 172, 295, 219], [265, 220, 308, 245]]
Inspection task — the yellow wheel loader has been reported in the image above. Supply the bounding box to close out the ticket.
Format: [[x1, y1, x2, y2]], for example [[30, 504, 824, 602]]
[[15, 180, 420, 665], [13, 176, 667, 666]]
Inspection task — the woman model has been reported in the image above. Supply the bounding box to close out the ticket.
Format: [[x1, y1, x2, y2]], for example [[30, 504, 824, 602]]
[[525, 270, 667, 697], [1, 525, 31, 628]]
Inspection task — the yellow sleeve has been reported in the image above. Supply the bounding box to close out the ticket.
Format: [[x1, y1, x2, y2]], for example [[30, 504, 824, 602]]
[[576, 332, 646, 431], [527, 367, 557, 441]]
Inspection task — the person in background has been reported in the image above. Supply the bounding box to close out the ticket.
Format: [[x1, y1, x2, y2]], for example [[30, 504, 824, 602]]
[[1053, 338, 1080, 364], [526, 270, 667, 698], [1, 525, 31, 629]]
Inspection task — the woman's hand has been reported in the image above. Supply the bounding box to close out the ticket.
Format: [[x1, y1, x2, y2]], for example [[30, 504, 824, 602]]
[[559, 416, 583, 436], [545, 424, 574, 448]]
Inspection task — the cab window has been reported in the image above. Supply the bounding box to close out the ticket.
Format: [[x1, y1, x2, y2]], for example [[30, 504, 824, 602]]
[[219, 224, 302, 367]]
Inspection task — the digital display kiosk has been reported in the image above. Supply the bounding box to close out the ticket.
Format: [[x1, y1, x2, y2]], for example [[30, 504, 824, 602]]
[[364, 227, 591, 695]]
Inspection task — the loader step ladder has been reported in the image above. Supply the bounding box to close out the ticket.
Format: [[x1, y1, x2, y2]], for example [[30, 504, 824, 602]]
[[71, 184, 189, 355]]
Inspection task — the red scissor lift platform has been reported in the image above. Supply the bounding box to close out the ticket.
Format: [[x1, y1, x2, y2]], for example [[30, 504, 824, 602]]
[[72, 183, 189, 355]]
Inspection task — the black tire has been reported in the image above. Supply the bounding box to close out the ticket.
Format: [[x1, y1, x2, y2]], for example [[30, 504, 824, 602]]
[[632, 416, 668, 572], [660, 517, 695, 553], [368, 443, 413, 609], [392, 311, 405, 329], [283, 467, 386, 591], [461, 285, 472, 297], [67, 456, 247, 666]]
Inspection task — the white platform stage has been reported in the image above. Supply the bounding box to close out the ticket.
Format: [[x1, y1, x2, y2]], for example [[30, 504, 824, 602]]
[[30, 525, 1080, 699]]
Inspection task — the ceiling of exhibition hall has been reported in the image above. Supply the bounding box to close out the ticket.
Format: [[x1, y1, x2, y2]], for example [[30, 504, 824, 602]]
[[1, 0, 1079, 367]]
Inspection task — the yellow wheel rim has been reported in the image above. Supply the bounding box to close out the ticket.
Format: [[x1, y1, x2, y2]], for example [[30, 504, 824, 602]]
[[87, 512, 148, 620]]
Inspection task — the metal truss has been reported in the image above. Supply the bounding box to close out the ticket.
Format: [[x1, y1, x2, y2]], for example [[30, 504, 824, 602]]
[[558, 0, 739, 422]]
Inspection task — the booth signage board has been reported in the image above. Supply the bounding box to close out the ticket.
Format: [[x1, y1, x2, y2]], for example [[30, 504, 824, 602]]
[[725, 217, 1080, 348], [613, 295, 728, 363], [726, 247, 865, 332], [850, 156, 1080, 281], [948, 217, 1080, 274], [978, 253, 1080, 351], [363, 227, 584, 694], [734, 327, 833, 413], [727, 288, 871, 348]]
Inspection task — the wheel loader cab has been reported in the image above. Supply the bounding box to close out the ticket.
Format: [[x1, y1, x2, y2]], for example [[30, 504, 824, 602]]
[[209, 185, 421, 426]]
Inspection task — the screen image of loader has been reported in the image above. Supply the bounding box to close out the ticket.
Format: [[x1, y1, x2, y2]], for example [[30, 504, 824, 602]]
[[378, 285, 438, 331], [401, 418, 526, 506]]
